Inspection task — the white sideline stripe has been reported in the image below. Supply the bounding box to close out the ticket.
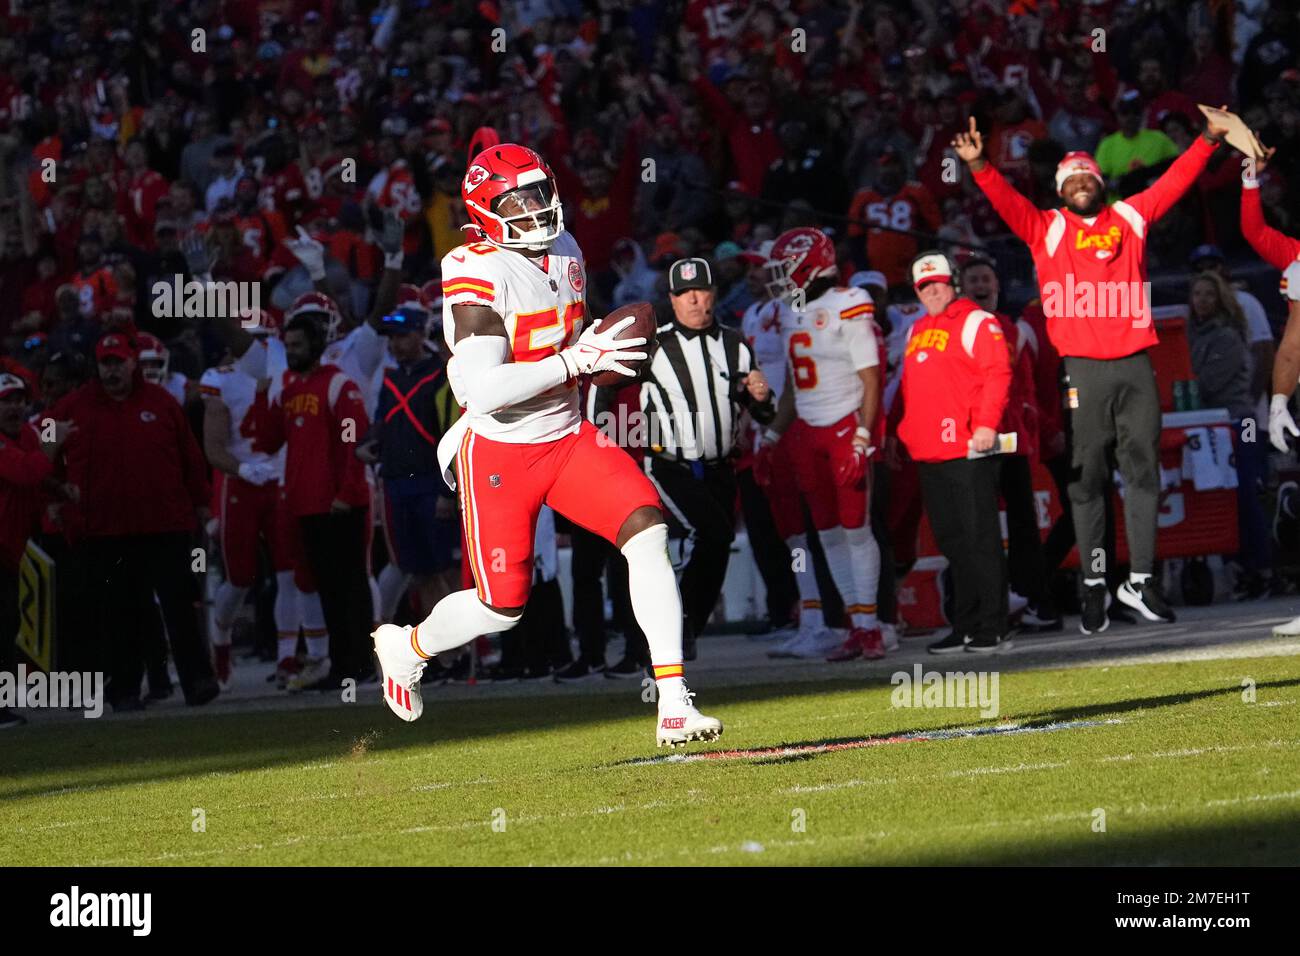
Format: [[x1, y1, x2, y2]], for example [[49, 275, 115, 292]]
[[946, 761, 1067, 778]]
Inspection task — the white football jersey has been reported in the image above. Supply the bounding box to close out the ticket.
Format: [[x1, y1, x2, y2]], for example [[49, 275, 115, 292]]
[[741, 297, 793, 403], [199, 363, 286, 477], [440, 231, 586, 444], [323, 322, 388, 420], [883, 301, 925, 414], [163, 371, 188, 406], [782, 286, 880, 427]]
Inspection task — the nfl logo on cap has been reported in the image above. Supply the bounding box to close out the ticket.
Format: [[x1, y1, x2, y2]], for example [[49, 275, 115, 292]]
[[681, 262, 697, 281]]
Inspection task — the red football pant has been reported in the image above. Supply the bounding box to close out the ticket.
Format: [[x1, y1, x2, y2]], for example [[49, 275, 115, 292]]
[[763, 429, 805, 540], [457, 421, 662, 608], [217, 473, 293, 587], [789, 413, 869, 531]]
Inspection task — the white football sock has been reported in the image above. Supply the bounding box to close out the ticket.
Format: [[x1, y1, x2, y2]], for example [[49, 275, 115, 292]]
[[211, 582, 248, 647], [819, 525, 858, 619], [1129, 571, 1151, 585], [1083, 577, 1106, 587], [844, 523, 880, 629], [274, 571, 300, 659], [378, 563, 412, 621], [413, 588, 520, 658], [301, 589, 328, 658], [787, 532, 827, 633], [620, 524, 685, 684]]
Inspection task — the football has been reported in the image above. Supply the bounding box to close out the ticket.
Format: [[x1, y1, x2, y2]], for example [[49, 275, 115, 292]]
[[588, 301, 657, 387]]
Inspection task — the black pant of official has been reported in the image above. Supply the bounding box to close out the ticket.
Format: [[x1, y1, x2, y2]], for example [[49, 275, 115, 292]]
[[299, 508, 374, 680], [648, 457, 737, 641], [737, 466, 798, 627], [83, 532, 214, 706], [870, 462, 897, 625], [918, 457, 1009, 641], [0, 567, 17, 677]]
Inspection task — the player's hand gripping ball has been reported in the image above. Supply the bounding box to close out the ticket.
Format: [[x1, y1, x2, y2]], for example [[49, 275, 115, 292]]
[[587, 302, 658, 387]]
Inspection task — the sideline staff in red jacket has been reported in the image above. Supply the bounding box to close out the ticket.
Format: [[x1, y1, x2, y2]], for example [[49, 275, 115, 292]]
[[955, 113, 1228, 633], [897, 253, 1013, 654], [50, 333, 218, 710], [0, 374, 69, 728], [251, 315, 373, 688]]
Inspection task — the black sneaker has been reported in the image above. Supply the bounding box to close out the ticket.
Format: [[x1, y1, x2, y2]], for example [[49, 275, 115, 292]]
[[145, 683, 174, 702], [1021, 604, 1063, 631], [185, 678, 221, 706], [486, 663, 523, 683], [0, 707, 27, 729], [520, 663, 553, 681], [966, 633, 1014, 654], [112, 695, 146, 713], [1116, 579, 1176, 623], [605, 656, 649, 678], [554, 659, 603, 682], [927, 632, 971, 655], [1080, 583, 1111, 634]]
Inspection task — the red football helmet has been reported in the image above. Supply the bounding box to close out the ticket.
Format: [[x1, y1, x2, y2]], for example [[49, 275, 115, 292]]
[[396, 283, 428, 314], [286, 291, 343, 342], [461, 143, 564, 251], [136, 332, 169, 384], [766, 227, 838, 303]]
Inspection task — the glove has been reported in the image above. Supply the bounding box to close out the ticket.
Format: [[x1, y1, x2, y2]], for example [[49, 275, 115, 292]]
[[286, 226, 326, 281], [752, 428, 781, 488], [559, 315, 647, 379], [834, 426, 873, 487], [373, 207, 404, 269], [1270, 393, 1299, 452], [181, 233, 214, 278], [238, 460, 277, 486]]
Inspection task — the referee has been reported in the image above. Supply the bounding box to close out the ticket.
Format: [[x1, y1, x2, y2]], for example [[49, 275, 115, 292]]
[[642, 256, 774, 659]]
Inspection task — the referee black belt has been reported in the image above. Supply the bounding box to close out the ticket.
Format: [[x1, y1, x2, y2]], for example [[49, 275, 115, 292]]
[[652, 452, 730, 475]]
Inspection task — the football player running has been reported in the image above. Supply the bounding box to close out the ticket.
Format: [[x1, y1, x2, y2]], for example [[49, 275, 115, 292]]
[[760, 227, 889, 662], [371, 144, 721, 747]]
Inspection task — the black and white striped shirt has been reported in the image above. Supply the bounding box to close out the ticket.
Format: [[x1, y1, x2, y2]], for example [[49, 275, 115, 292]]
[[640, 319, 758, 463]]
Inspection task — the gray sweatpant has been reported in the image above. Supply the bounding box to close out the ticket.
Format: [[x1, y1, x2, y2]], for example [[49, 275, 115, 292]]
[[1063, 351, 1162, 576]]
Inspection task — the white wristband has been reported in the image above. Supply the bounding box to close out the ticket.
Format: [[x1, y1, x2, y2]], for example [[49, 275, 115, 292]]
[[854, 426, 871, 443], [383, 249, 404, 270], [307, 264, 327, 281]]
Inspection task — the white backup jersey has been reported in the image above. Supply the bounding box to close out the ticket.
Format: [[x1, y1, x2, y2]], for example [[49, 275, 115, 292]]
[[741, 297, 793, 403], [199, 366, 286, 479], [323, 322, 388, 419], [163, 371, 188, 405], [883, 301, 924, 414], [782, 285, 880, 427], [440, 231, 586, 444]]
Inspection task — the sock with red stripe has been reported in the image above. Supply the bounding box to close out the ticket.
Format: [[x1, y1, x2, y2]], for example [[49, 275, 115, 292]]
[[414, 588, 520, 658], [273, 571, 300, 658], [620, 524, 685, 682], [786, 533, 827, 632], [299, 589, 328, 658], [845, 524, 880, 629]]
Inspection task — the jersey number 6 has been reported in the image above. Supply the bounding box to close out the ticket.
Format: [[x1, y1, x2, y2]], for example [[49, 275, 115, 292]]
[[789, 331, 819, 390]]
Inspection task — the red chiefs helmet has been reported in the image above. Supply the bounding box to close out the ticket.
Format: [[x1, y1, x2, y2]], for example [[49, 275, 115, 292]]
[[136, 332, 169, 384], [420, 280, 444, 336], [766, 227, 838, 303], [461, 143, 564, 251], [286, 291, 343, 342]]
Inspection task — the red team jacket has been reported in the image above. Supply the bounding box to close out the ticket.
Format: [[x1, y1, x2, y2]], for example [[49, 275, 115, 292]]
[[250, 364, 370, 517], [0, 423, 53, 571], [974, 136, 1217, 360], [896, 297, 1012, 463], [49, 377, 210, 538]]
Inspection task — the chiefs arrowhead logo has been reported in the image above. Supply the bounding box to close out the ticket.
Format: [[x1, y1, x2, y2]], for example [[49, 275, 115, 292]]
[[463, 164, 490, 192], [919, 260, 937, 274]]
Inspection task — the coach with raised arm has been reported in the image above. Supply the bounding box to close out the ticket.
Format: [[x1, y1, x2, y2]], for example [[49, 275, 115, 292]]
[[954, 111, 1229, 635]]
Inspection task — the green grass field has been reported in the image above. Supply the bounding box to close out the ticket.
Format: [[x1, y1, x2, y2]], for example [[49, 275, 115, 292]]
[[3, 652, 1299, 866]]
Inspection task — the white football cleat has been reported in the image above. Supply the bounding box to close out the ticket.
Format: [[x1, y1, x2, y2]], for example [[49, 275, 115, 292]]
[[1273, 615, 1300, 638], [373, 623, 428, 721], [880, 622, 900, 651], [788, 628, 847, 659], [287, 655, 330, 692], [656, 680, 722, 748]]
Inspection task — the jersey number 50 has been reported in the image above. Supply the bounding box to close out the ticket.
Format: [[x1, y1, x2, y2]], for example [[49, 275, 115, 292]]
[[788, 331, 819, 389], [514, 301, 586, 363]]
